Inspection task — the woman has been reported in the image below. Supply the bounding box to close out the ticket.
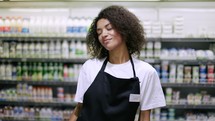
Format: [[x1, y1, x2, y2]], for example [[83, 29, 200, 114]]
[[70, 5, 166, 121]]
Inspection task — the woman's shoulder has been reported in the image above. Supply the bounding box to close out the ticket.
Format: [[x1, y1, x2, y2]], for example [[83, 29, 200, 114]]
[[82, 57, 106, 69], [132, 57, 157, 73]]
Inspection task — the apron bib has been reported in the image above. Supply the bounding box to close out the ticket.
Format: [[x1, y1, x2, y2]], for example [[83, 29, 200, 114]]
[[77, 57, 140, 121]]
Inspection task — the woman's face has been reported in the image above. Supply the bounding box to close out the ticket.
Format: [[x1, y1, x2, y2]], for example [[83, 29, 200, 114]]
[[96, 18, 124, 51]]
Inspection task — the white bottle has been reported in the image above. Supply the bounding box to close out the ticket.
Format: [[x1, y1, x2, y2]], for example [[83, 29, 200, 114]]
[[0, 62, 6, 80], [29, 16, 36, 37], [9, 42, 16, 58], [54, 17, 61, 36], [82, 42, 87, 58], [66, 17, 73, 37], [10, 17, 17, 37], [4, 16, 11, 37], [29, 42, 35, 58], [63, 64, 69, 81], [60, 16, 68, 36], [0, 16, 4, 36], [48, 41, 55, 58], [55, 40, 61, 58], [47, 16, 54, 37], [16, 16, 23, 37], [41, 42, 48, 58], [35, 42, 41, 58], [5, 62, 12, 80], [22, 42, 29, 58], [73, 17, 79, 37], [22, 18, 30, 36], [16, 42, 23, 58], [69, 40, 76, 58], [41, 16, 48, 36], [0, 41, 3, 57], [61, 40, 69, 58], [3, 42, 9, 58], [79, 17, 87, 37], [34, 16, 42, 36], [75, 41, 82, 58]]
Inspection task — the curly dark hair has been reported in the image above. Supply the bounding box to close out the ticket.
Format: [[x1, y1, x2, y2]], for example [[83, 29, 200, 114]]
[[86, 5, 146, 59]]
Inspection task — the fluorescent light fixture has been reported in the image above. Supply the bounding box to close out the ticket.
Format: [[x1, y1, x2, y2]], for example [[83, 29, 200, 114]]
[[9, 0, 160, 1], [9, 8, 69, 12]]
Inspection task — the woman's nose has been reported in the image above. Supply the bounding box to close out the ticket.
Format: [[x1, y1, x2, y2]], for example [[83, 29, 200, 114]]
[[101, 30, 108, 37]]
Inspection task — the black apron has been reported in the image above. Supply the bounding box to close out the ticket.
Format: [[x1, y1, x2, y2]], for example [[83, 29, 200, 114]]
[[77, 57, 140, 121]]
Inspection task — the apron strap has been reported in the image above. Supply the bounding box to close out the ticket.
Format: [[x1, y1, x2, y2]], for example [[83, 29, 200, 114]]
[[101, 56, 137, 78], [130, 55, 136, 77]]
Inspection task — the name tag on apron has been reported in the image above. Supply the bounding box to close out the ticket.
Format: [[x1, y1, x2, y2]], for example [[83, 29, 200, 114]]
[[129, 94, 140, 102]]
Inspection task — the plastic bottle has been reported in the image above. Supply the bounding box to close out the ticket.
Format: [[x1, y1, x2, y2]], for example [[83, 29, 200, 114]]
[[48, 41, 55, 58], [41, 42, 48, 58], [58, 63, 63, 81], [47, 16, 55, 37], [9, 41, 16, 58], [69, 40, 76, 59], [34, 16, 41, 36], [43, 63, 48, 80], [16, 17, 23, 36], [75, 41, 83, 58], [35, 42, 41, 58], [41, 16, 48, 36], [22, 62, 28, 80], [32, 62, 37, 81], [12, 65, 17, 80], [63, 64, 68, 81], [61, 40, 69, 58], [66, 17, 73, 37], [79, 17, 87, 37], [29, 16, 36, 37], [37, 62, 43, 81], [0, 62, 6, 80], [55, 40, 61, 58], [16, 42, 23, 58], [4, 16, 11, 37], [29, 41, 35, 58], [3, 42, 9, 58], [22, 42, 29, 58], [69, 64, 74, 81], [28, 62, 33, 80], [48, 63, 54, 80], [16, 62, 22, 81], [10, 17, 17, 37], [0, 41, 3, 57], [53, 63, 59, 81], [5, 62, 12, 80], [22, 18, 30, 36], [73, 17, 79, 37], [0, 16, 4, 36]]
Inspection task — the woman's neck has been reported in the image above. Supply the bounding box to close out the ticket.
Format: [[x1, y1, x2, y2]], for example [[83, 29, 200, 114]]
[[108, 49, 130, 64]]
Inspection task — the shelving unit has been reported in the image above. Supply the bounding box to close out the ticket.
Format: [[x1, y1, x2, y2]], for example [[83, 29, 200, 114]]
[[1, 1, 215, 121]]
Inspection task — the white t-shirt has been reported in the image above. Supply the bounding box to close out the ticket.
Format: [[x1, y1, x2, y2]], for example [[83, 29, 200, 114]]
[[74, 57, 166, 111]]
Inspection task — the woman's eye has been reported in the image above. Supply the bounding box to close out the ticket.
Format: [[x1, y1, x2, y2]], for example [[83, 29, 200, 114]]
[[107, 27, 112, 31], [97, 30, 102, 35]]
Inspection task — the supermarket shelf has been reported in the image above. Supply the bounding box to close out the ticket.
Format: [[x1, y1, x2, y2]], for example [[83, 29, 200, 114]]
[[0, 36, 86, 41], [161, 37, 215, 42], [0, 80, 77, 86], [0, 100, 77, 107], [142, 58, 215, 64], [162, 82, 215, 88], [1, 57, 215, 64], [165, 104, 215, 109], [146, 37, 215, 42], [0, 58, 87, 63]]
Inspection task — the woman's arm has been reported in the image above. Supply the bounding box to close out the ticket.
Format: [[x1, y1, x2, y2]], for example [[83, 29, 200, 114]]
[[138, 110, 151, 121], [69, 103, 83, 121]]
